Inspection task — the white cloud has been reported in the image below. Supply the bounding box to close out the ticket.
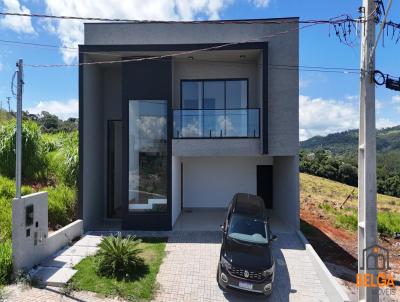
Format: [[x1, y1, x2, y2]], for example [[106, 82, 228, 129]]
[[27, 99, 78, 120], [300, 95, 359, 141], [249, 0, 271, 8], [299, 79, 310, 89], [300, 95, 399, 141], [43, 0, 235, 63], [392, 95, 400, 112], [376, 118, 397, 129], [0, 0, 35, 33]]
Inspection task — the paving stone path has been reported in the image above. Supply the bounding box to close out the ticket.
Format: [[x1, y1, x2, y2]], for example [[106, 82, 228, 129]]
[[152, 231, 331, 302], [3, 231, 332, 302]]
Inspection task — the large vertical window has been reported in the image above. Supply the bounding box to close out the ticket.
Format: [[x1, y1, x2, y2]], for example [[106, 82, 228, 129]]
[[128, 100, 168, 213]]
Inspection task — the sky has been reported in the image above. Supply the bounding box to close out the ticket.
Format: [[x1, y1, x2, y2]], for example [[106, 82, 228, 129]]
[[0, 0, 399, 141]]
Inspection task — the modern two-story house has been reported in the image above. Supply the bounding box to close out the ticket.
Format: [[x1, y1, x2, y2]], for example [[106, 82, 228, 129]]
[[78, 18, 299, 231]]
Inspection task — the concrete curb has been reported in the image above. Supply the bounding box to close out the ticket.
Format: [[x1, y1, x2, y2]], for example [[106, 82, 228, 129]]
[[296, 230, 352, 302]]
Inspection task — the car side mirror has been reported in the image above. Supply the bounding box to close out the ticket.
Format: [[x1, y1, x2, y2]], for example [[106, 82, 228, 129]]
[[220, 224, 225, 232], [270, 234, 278, 241]]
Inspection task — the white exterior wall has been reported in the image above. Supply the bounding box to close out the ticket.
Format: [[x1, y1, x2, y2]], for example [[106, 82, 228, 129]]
[[12, 192, 83, 272], [181, 156, 273, 208]]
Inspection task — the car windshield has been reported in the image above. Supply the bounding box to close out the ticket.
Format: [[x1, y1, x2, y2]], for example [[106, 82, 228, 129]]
[[227, 214, 268, 244]]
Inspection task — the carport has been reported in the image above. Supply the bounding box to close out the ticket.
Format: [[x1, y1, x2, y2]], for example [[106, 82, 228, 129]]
[[171, 155, 300, 231], [173, 208, 292, 234]]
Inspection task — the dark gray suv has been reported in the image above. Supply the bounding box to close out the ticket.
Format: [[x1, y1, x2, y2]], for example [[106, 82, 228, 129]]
[[217, 193, 277, 296]]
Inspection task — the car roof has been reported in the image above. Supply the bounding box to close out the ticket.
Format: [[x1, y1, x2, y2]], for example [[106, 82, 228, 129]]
[[232, 193, 265, 218]]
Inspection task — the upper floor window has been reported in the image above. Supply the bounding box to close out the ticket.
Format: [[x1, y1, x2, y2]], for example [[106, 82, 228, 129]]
[[181, 79, 248, 109]]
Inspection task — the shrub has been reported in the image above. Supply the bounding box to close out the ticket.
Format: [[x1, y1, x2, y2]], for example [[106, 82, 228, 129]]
[[96, 233, 144, 280], [377, 212, 400, 235], [0, 120, 47, 179], [0, 240, 12, 285], [47, 185, 76, 229], [335, 213, 358, 231]]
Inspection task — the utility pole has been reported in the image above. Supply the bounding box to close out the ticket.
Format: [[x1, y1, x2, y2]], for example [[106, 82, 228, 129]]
[[358, 0, 377, 301], [7, 97, 11, 113], [15, 59, 23, 199]]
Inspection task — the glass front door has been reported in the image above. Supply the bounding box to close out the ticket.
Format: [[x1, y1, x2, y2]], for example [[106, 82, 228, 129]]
[[128, 100, 168, 213]]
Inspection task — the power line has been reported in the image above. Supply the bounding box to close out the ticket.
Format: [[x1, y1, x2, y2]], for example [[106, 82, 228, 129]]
[[0, 11, 362, 25], [23, 23, 318, 68], [0, 39, 76, 50], [0, 37, 361, 74]]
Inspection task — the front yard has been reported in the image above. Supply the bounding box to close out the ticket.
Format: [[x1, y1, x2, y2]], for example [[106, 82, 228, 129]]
[[69, 237, 167, 302]]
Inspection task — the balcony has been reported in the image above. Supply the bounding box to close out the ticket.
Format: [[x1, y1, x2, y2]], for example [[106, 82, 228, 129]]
[[173, 109, 260, 139]]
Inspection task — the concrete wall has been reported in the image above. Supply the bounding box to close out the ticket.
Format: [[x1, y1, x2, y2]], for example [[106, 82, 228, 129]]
[[82, 61, 105, 229], [273, 156, 299, 230], [181, 156, 273, 208], [12, 192, 83, 272], [84, 20, 299, 156], [172, 156, 182, 226], [173, 138, 261, 156]]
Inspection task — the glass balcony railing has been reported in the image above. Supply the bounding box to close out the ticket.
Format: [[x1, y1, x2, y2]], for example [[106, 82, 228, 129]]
[[173, 109, 260, 138]]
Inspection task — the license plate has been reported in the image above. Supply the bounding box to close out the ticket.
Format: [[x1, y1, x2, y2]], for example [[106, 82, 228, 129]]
[[238, 281, 253, 290]]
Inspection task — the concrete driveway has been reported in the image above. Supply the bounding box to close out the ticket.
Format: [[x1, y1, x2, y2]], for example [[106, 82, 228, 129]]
[[153, 210, 331, 302]]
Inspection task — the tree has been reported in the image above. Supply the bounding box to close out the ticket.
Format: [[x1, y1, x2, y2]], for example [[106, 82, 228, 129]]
[[38, 111, 59, 132]]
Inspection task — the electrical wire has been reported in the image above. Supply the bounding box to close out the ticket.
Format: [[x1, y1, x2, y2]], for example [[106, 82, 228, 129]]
[[0, 39, 77, 50], [0, 11, 363, 25], [0, 38, 361, 74], [21, 23, 322, 68]]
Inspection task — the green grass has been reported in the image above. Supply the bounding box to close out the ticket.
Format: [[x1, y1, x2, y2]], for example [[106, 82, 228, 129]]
[[0, 240, 12, 285], [70, 238, 166, 301], [306, 174, 400, 235]]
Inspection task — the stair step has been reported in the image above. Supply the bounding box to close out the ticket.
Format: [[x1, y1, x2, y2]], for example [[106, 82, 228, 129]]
[[32, 266, 77, 287]]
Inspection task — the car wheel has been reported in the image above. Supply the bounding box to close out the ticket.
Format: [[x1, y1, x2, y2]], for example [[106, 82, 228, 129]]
[[216, 267, 224, 290]]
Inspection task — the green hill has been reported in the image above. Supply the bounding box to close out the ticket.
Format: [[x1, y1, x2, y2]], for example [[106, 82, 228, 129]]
[[301, 126, 400, 155], [300, 125, 400, 198]]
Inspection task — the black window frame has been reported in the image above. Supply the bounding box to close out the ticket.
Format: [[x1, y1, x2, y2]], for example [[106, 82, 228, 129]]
[[180, 78, 250, 110]]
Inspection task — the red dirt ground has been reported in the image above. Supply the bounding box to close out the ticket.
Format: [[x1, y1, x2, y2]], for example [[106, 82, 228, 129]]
[[300, 199, 400, 298]]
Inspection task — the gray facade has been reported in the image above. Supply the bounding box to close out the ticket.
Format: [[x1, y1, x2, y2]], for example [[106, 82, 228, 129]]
[[79, 19, 299, 231]]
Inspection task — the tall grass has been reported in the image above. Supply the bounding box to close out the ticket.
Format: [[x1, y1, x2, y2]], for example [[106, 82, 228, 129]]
[[0, 240, 12, 285], [48, 185, 77, 229], [319, 201, 400, 235], [46, 132, 79, 187], [0, 120, 48, 179]]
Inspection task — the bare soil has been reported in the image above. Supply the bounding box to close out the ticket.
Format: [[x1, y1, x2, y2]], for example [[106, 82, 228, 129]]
[[300, 194, 400, 299]]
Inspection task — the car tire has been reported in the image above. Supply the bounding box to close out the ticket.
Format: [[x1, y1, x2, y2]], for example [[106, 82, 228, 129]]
[[216, 267, 224, 290]]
